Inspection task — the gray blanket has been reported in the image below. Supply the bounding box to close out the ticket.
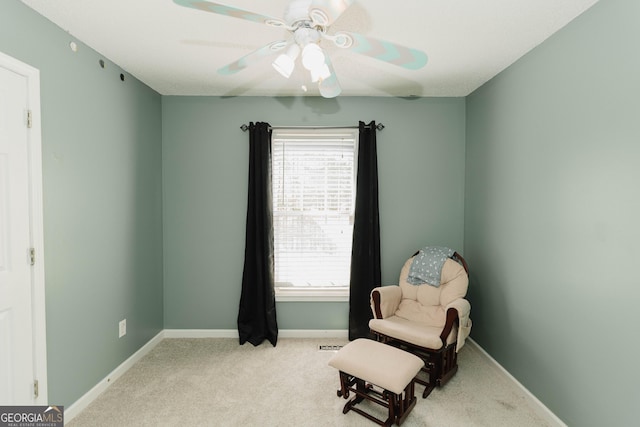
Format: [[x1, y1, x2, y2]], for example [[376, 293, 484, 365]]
[[407, 246, 454, 287]]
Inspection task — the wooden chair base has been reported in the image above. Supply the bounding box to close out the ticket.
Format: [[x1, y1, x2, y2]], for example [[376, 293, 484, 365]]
[[337, 372, 417, 426], [373, 332, 459, 398]]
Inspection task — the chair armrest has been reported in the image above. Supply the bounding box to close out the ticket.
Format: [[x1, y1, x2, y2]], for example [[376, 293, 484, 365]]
[[439, 308, 458, 345], [443, 298, 472, 351], [370, 286, 402, 319], [445, 298, 470, 319]]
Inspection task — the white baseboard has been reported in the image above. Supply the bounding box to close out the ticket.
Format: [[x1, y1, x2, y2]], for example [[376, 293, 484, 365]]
[[466, 338, 566, 427], [64, 331, 164, 422], [279, 329, 349, 339], [163, 329, 239, 338], [163, 328, 349, 339]]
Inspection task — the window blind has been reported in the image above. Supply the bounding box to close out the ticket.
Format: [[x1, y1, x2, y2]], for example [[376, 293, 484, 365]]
[[272, 129, 358, 288]]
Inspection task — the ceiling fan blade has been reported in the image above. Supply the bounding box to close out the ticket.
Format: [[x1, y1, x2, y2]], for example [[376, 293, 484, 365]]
[[218, 41, 288, 75], [173, 0, 286, 28], [334, 31, 428, 70], [318, 55, 341, 98], [309, 0, 354, 26]]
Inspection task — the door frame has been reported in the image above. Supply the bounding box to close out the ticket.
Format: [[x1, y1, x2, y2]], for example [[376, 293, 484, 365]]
[[0, 50, 48, 404]]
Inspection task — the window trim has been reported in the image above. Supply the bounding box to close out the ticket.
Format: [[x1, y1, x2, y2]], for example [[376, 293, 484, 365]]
[[275, 286, 349, 302]]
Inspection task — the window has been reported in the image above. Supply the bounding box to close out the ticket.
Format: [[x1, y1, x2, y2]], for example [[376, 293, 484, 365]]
[[272, 128, 358, 301]]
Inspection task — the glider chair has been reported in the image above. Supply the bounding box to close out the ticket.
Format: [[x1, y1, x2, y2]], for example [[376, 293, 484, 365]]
[[369, 249, 471, 398]]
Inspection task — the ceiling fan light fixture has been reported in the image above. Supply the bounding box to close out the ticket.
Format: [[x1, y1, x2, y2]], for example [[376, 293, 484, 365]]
[[272, 55, 294, 79], [310, 63, 331, 83], [319, 79, 341, 98], [301, 43, 325, 71], [272, 44, 300, 79]]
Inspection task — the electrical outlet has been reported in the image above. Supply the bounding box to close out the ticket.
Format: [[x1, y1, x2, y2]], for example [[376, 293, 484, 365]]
[[119, 319, 126, 338]]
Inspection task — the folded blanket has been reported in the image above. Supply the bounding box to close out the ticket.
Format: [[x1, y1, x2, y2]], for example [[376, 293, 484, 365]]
[[407, 246, 454, 287]]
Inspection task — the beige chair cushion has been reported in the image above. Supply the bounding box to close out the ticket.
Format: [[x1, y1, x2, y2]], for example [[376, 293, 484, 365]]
[[438, 259, 469, 306], [369, 316, 457, 349], [395, 300, 446, 327], [396, 257, 468, 326], [328, 338, 424, 394]]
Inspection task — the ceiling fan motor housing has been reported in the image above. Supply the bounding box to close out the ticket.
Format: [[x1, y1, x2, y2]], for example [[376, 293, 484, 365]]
[[293, 25, 323, 47]]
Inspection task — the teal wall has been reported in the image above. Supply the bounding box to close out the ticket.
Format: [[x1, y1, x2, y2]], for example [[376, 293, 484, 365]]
[[465, 0, 639, 425], [1, 1, 164, 407], [162, 96, 466, 329]]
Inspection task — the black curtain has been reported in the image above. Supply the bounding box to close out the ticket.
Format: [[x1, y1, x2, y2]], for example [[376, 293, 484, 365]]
[[238, 122, 278, 347], [348, 121, 381, 340]]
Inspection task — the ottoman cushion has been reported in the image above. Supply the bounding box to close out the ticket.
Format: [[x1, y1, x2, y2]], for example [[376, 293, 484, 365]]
[[329, 338, 424, 394]]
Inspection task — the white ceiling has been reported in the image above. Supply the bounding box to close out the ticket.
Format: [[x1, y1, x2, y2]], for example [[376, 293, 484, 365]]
[[21, 0, 599, 97]]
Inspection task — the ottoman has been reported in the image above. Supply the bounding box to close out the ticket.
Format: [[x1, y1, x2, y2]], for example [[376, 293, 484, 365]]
[[328, 338, 424, 426]]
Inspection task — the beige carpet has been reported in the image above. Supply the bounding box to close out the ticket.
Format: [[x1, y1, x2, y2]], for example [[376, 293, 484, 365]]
[[67, 338, 551, 426]]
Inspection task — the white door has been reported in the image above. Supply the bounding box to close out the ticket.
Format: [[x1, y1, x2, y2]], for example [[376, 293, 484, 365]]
[[0, 64, 36, 405]]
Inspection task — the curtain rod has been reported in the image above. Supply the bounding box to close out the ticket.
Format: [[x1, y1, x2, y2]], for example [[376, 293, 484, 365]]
[[239, 123, 385, 132]]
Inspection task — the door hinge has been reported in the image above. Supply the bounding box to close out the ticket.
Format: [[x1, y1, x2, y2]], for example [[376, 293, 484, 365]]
[[33, 380, 39, 398], [29, 248, 35, 266], [27, 110, 33, 128]]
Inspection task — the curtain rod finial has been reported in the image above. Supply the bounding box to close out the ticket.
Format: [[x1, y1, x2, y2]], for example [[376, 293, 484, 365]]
[[240, 124, 249, 132]]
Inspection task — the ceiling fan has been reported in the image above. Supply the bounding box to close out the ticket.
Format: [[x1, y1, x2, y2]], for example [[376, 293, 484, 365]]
[[174, 0, 428, 98]]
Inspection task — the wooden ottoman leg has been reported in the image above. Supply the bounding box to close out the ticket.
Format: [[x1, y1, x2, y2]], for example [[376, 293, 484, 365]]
[[386, 391, 396, 426], [353, 378, 368, 405], [337, 371, 355, 398], [396, 381, 418, 426]]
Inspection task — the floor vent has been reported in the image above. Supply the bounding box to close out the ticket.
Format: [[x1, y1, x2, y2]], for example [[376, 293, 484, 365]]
[[318, 345, 343, 351]]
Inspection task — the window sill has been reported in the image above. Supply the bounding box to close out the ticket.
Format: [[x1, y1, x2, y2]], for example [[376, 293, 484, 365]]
[[275, 287, 349, 302]]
